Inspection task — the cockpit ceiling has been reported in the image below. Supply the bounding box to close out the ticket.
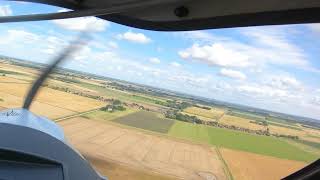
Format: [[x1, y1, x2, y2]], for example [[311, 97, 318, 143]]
[[12, 0, 320, 30]]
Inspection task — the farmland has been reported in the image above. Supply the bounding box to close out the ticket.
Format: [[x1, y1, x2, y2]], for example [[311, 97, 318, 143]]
[[113, 111, 175, 133], [168, 121, 317, 162], [220, 148, 306, 180], [59, 117, 227, 180], [0, 80, 104, 119], [220, 115, 265, 130], [1, 59, 320, 180], [184, 106, 225, 120]]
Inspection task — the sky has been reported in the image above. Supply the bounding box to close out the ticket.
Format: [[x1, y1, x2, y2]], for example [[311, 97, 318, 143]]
[[0, 1, 320, 120]]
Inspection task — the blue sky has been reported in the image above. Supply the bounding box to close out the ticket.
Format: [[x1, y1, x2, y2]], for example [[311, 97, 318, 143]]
[[1, 1, 320, 120]]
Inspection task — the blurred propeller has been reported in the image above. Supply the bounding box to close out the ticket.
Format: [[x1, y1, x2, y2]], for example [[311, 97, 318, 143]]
[[23, 31, 91, 110]]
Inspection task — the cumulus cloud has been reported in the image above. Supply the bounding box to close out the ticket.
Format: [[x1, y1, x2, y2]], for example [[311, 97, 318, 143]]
[[170, 62, 181, 67], [266, 75, 302, 90], [107, 41, 118, 49], [117, 31, 151, 44], [239, 27, 311, 68], [168, 73, 211, 88], [42, 48, 55, 54], [219, 68, 246, 80], [178, 26, 317, 72], [0, 5, 12, 16], [1, 30, 41, 45], [179, 43, 252, 68], [175, 31, 222, 42], [312, 96, 320, 105], [306, 23, 320, 33], [149, 57, 160, 64], [52, 9, 109, 32], [237, 84, 298, 100]]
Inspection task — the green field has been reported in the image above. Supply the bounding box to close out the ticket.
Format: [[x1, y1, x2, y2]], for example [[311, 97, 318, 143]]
[[83, 108, 137, 121], [78, 82, 164, 105], [113, 111, 175, 133], [265, 116, 295, 124], [293, 139, 320, 149], [168, 121, 317, 162], [267, 121, 302, 130], [227, 110, 265, 121]]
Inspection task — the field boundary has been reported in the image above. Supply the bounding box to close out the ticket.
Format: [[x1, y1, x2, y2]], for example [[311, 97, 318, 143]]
[[215, 147, 234, 180], [54, 107, 103, 122], [0, 88, 80, 113]]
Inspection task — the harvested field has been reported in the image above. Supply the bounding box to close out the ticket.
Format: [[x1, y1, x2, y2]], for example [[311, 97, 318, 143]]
[[269, 125, 320, 143], [269, 125, 305, 138], [84, 154, 176, 180], [182, 112, 216, 122], [184, 106, 224, 120], [267, 121, 301, 130], [0, 79, 104, 118], [227, 110, 265, 121], [0, 91, 76, 119], [0, 63, 38, 75], [220, 148, 307, 180], [59, 117, 227, 180], [113, 111, 175, 133], [0, 83, 104, 111], [220, 115, 265, 131], [0, 75, 30, 83]]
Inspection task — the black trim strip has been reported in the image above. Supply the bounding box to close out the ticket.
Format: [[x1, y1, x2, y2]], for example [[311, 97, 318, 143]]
[[100, 7, 320, 31], [12, 1, 320, 31]]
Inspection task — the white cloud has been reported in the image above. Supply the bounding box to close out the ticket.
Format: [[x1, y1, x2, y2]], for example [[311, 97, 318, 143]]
[[149, 57, 160, 64], [3, 30, 40, 44], [178, 26, 318, 73], [0, 5, 12, 16], [168, 73, 211, 88], [42, 48, 55, 54], [107, 41, 118, 49], [237, 84, 296, 100], [170, 62, 181, 67], [312, 96, 320, 105], [219, 68, 246, 80], [117, 31, 151, 44], [239, 27, 311, 68], [306, 23, 320, 33], [174, 30, 230, 43], [179, 43, 252, 68], [266, 75, 302, 90], [52, 9, 109, 32], [178, 31, 215, 41]]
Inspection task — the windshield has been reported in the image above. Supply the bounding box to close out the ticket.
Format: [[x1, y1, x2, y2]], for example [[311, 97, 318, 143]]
[[0, 1, 319, 180]]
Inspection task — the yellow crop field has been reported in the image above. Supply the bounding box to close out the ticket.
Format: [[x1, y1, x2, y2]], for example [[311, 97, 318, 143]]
[[221, 148, 306, 180], [0, 75, 30, 83], [0, 63, 38, 76], [0, 82, 104, 112], [59, 117, 227, 180], [184, 106, 225, 120], [0, 70, 105, 119], [220, 115, 265, 130], [181, 112, 216, 121], [269, 125, 305, 137]]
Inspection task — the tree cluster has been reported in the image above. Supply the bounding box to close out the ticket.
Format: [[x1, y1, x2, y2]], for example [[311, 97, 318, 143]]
[[100, 99, 126, 112], [156, 100, 191, 110], [165, 110, 201, 124]]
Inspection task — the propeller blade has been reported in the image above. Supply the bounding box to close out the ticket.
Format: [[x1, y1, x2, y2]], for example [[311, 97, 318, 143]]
[[23, 32, 90, 109]]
